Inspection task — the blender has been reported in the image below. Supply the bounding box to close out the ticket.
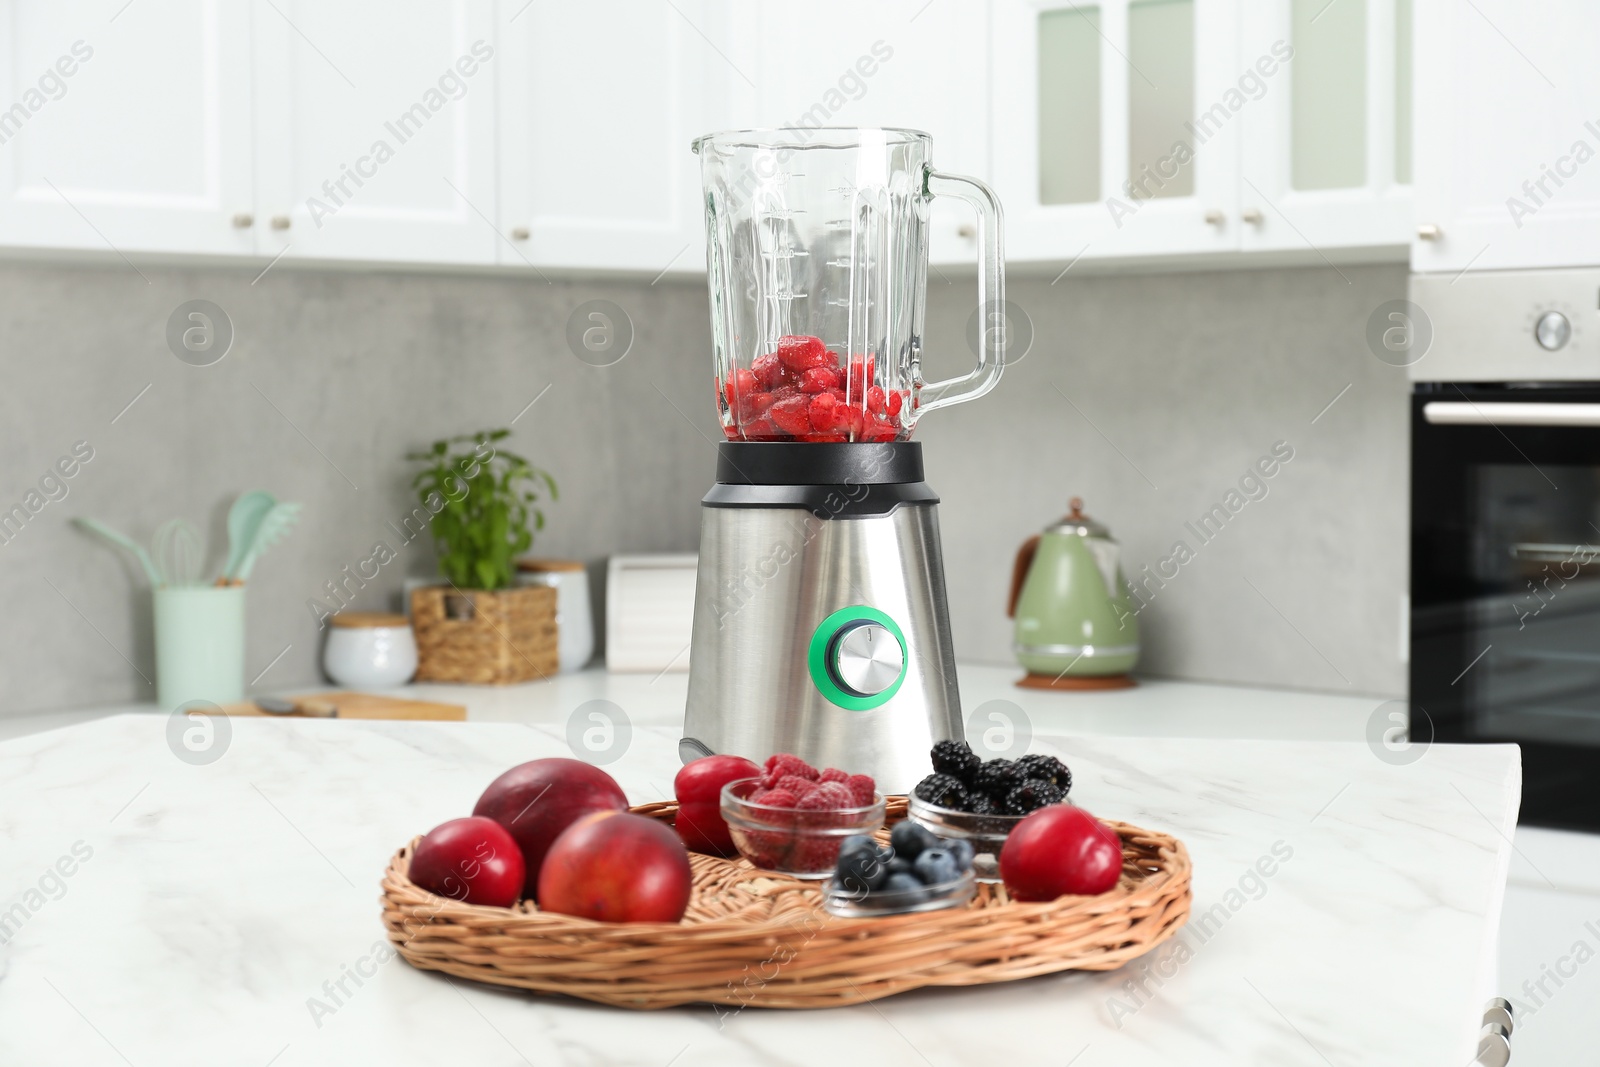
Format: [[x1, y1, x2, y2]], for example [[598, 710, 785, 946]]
[[680, 128, 1004, 792]]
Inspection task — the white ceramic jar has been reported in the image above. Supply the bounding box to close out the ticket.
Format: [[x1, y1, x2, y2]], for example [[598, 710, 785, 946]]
[[516, 559, 594, 672], [323, 612, 418, 688]]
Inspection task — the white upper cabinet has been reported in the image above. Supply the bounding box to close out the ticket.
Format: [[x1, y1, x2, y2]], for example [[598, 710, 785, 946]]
[[992, 0, 1242, 263], [252, 0, 500, 265], [498, 0, 735, 275], [1238, 0, 1412, 254], [1412, 0, 1600, 272], [724, 0, 991, 266], [991, 0, 1411, 266], [0, 0, 254, 256]]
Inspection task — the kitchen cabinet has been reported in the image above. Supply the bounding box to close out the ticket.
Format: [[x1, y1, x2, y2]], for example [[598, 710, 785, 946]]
[[0, 0, 255, 257], [724, 0, 991, 266], [990, 0, 1412, 266], [252, 0, 500, 266], [497, 0, 733, 276], [1412, 0, 1600, 272]]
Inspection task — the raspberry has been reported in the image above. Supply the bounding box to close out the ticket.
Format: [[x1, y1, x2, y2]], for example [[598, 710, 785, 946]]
[[722, 368, 757, 412], [818, 767, 848, 785], [811, 782, 853, 807], [862, 414, 899, 443], [754, 788, 797, 809], [777, 334, 833, 372], [803, 432, 849, 442], [774, 774, 816, 797], [887, 390, 904, 417], [846, 353, 875, 393], [740, 829, 789, 870], [763, 753, 813, 783], [742, 417, 779, 441], [752, 353, 785, 389], [845, 774, 876, 806], [788, 834, 840, 874], [768, 394, 812, 435], [865, 385, 887, 415], [799, 365, 843, 393], [807, 391, 839, 433]]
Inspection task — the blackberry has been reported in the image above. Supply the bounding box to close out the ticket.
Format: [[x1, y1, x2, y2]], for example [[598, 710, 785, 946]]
[[930, 739, 981, 782], [1014, 754, 1072, 794], [967, 793, 999, 816], [970, 759, 1020, 799], [1004, 777, 1059, 815], [913, 773, 969, 810]]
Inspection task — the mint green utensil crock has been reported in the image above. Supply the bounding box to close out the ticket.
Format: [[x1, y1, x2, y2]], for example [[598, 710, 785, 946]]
[[1008, 498, 1139, 682], [154, 585, 245, 708]]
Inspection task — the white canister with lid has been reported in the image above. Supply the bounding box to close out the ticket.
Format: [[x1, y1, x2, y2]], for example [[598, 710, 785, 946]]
[[323, 612, 418, 688], [516, 559, 594, 672]]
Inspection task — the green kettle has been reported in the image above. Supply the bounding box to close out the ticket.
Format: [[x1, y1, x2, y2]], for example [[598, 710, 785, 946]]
[[1007, 498, 1139, 688]]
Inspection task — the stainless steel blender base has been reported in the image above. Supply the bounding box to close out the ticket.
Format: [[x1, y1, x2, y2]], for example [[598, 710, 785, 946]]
[[682, 501, 961, 793]]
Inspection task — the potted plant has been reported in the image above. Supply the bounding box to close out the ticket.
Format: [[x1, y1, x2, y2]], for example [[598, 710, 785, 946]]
[[406, 429, 561, 684]]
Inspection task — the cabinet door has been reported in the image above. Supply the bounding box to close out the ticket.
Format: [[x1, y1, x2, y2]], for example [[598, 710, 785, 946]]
[[0, 0, 254, 256], [991, 0, 1241, 264], [1412, 0, 1600, 272], [724, 0, 990, 266], [1237, 0, 1412, 253], [252, 0, 500, 265], [498, 0, 732, 275]]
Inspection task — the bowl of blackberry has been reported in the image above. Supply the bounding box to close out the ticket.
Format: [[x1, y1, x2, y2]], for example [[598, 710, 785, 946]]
[[821, 820, 978, 917], [907, 741, 1073, 883]]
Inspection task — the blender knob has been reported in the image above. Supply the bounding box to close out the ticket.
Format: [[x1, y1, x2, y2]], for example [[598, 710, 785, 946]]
[[832, 623, 904, 697]]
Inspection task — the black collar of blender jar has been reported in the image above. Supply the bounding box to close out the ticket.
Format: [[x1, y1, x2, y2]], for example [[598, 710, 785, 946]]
[[714, 442, 925, 486]]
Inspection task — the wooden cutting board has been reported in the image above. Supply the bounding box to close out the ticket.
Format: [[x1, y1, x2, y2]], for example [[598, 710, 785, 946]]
[[215, 692, 466, 721]]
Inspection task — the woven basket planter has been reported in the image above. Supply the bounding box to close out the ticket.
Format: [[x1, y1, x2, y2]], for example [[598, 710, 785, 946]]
[[410, 585, 558, 685], [380, 797, 1192, 1009]]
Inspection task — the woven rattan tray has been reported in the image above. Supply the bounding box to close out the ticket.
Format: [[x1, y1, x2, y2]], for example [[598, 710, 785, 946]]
[[379, 797, 1191, 1009]]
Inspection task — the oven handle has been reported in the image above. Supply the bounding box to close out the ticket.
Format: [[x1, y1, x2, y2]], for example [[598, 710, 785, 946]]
[[1423, 401, 1600, 426], [1509, 542, 1600, 563]]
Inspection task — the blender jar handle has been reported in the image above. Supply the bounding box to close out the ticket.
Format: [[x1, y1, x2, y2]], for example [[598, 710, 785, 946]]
[[918, 168, 1006, 415]]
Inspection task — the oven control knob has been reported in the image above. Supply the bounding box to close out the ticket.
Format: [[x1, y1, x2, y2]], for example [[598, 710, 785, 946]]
[[1535, 310, 1571, 351]]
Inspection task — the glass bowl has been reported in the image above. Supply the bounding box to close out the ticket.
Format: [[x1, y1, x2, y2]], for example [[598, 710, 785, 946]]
[[906, 796, 1026, 883], [821, 868, 977, 917], [720, 778, 886, 880]]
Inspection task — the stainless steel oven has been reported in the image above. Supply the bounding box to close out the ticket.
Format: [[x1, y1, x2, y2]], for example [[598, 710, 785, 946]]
[[1410, 269, 1600, 830]]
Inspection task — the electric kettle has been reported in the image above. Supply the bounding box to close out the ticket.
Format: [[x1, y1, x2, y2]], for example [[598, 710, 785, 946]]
[[1007, 498, 1139, 689]]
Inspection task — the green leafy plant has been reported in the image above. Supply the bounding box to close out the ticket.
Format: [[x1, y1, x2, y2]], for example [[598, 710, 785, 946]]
[[406, 429, 557, 591]]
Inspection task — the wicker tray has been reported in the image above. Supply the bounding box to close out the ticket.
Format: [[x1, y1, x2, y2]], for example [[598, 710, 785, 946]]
[[379, 798, 1192, 1010]]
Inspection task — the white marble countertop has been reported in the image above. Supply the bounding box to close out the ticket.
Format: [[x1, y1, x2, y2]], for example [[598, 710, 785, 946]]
[[0, 668, 1521, 1066]]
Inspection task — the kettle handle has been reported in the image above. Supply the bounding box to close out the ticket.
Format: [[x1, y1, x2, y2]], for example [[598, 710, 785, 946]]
[[1007, 535, 1040, 618]]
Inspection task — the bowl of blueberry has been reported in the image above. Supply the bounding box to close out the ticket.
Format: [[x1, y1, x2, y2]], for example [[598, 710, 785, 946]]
[[907, 741, 1073, 883], [821, 821, 978, 917]]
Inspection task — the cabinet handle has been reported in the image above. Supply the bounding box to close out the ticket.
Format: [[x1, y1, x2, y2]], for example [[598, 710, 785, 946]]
[[231, 212, 254, 229], [1240, 208, 1263, 225], [956, 223, 976, 239], [1417, 223, 1442, 241], [511, 226, 530, 241], [1204, 209, 1224, 226], [270, 215, 292, 231]]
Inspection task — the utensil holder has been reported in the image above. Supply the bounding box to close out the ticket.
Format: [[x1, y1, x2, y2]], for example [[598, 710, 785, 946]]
[[154, 586, 245, 708]]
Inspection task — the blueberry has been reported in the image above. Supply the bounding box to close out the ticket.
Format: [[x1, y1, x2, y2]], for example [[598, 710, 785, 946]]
[[913, 848, 962, 886], [836, 846, 890, 895], [885, 857, 915, 879], [883, 872, 927, 900], [839, 834, 879, 858], [945, 838, 975, 870], [889, 820, 940, 860]]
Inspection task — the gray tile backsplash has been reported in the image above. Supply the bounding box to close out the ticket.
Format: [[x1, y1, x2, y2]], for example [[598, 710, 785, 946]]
[[0, 259, 1408, 715]]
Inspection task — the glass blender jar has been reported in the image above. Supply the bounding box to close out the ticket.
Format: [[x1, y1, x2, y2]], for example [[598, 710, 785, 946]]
[[683, 128, 1006, 793], [694, 127, 1004, 442]]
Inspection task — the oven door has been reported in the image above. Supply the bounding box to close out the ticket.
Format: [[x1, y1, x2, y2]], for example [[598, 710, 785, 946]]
[[1412, 384, 1600, 830]]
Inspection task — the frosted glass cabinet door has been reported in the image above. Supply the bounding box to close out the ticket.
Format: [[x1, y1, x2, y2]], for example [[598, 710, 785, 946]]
[[1237, 0, 1412, 253], [499, 0, 734, 274], [992, 0, 1241, 264], [0, 0, 254, 256], [251, 0, 500, 265], [1412, 0, 1600, 272]]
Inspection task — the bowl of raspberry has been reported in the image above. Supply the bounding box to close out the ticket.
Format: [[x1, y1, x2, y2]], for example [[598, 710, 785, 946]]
[[906, 742, 1074, 883], [719, 754, 884, 879]]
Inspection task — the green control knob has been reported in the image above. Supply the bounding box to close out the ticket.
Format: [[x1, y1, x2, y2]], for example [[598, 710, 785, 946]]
[[807, 606, 907, 710]]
